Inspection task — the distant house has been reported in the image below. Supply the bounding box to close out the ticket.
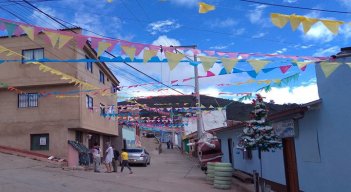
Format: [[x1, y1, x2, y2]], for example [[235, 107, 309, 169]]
[[0, 28, 120, 166], [217, 47, 351, 192]]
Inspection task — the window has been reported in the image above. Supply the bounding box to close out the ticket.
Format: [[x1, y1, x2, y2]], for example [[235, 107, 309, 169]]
[[86, 56, 93, 73], [111, 83, 117, 93], [99, 71, 105, 84], [75, 131, 83, 143], [30, 134, 49, 150], [18, 93, 39, 108], [22, 48, 44, 64], [86, 95, 93, 109], [100, 103, 106, 116]]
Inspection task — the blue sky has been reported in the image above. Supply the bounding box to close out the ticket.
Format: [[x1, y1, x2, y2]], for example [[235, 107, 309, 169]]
[[1, 0, 350, 104]]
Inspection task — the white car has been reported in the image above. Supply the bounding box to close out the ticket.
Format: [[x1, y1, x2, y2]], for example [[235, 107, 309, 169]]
[[126, 148, 151, 167]]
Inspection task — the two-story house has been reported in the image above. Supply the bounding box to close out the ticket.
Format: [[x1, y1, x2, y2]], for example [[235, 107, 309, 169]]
[[0, 28, 120, 161]]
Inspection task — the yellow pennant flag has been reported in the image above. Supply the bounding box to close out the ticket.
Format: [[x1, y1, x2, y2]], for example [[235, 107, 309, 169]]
[[165, 51, 184, 70], [320, 19, 344, 34], [301, 17, 318, 34], [221, 58, 238, 74], [198, 2, 215, 14], [43, 31, 60, 47], [320, 62, 341, 78], [271, 13, 290, 28], [19, 25, 34, 40], [97, 42, 112, 57], [290, 14, 303, 31], [58, 34, 73, 49], [121, 46, 136, 61], [143, 49, 158, 63], [247, 60, 270, 73], [198, 56, 217, 72], [296, 61, 312, 70]]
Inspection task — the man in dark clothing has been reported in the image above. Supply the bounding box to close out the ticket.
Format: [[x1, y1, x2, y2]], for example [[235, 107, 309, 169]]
[[112, 147, 120, 172]]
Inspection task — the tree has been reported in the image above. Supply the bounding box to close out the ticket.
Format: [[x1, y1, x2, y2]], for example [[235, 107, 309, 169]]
[[238, 94, 281, 152]]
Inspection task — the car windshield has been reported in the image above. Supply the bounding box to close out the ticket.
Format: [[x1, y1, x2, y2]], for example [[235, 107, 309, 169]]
[[126, 149, 143, 153]]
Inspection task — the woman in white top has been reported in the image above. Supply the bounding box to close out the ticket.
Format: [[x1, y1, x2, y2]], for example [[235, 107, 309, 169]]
[[104, 142, 114, 173]]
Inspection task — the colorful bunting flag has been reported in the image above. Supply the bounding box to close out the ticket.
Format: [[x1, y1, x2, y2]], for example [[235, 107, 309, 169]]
[[271, 13, 290, 28], [121, 46, 136, 61], [198, 56, 217, 72], [289, 14, 303, 31], [279, 65, 292, 74], [58, 34, 73, 49], [301, 17, 318, 34], [320, 19, 344, 34], [296, 61, 313, 70], [19, 25, 34, 40], [4, 22, 17, 37], [247, 60, 270, 73], [198, 2, 215, 14], [143, 49, 158, 63], [320, 62, 341, 78], [43, 31, 60, 48], [97, 41, 112, 57], [221, 58, 238, 74], [164, 51, 184, 70]]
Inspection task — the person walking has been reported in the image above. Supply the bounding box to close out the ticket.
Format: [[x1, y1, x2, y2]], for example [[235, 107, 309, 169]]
[[120, 149, 133, 174], [92, 143, 101, 173], [104, 142, 114, 173], [112, 147, 120, 172]]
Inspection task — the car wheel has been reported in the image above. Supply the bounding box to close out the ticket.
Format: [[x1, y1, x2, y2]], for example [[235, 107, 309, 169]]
[[147, 158, 151, 165], [143, 162, 147, 167]]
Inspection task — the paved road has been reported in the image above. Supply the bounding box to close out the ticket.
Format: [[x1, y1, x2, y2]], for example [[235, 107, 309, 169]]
[[0, 147, 253, 192]]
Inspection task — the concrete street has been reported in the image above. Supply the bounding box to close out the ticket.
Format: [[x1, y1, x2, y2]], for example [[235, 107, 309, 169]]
[[0, 147, 253, 192]]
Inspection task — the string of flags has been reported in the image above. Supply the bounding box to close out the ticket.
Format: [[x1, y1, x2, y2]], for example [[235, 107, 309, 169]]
[[0, 17, 326, 72], [271, 13, 347, 34]]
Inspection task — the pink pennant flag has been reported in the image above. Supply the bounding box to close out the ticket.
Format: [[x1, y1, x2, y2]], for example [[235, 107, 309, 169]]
[[90, 37, 102, 49], [239, 53, 250, 59], [301, 65, 307, 71], [191, 49, 201, 55], [148, 45, 160, 51], [206, 71, 215, 77], [217, 52, 227, 56], [227, 52, 238, 58], [75, 35, 88, 49], [288, 55, 298, 60], [106, 39, 119, 52], [163, 46, 175, 53], [0, 22, 5, 30], [279, 65, 292, 74], [14, 26, 23, 36], [183, 77, 193, 82], [134, 43, 145, 56], [171, 80, 178, 84], [204, 50, 215, 56]]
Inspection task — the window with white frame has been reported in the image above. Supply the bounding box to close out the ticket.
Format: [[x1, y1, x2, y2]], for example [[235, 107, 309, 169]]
[[22, 48, 44, 64], [18, 93, 39, 108], [86, 95, 93, 109], [99, 70, 105, 84]]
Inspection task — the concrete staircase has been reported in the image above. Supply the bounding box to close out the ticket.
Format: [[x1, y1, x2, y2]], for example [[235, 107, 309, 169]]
[[140, 136, 161, 155]]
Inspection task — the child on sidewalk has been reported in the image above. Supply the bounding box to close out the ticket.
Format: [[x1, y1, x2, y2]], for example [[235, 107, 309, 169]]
[[120, 149, 133, 174]]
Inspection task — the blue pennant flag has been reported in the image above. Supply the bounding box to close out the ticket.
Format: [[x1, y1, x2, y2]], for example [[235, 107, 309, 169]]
[[218, 68, 227, 75], [246, 70, 257, 78], [262, 67, 276, 73], [4, 22, 17, 37], [232, 68, 243, 73], [189, 61, 200, 66]]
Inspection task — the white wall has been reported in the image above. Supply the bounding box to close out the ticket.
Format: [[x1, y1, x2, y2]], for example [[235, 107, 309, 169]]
[[182, 110, 227, 135]]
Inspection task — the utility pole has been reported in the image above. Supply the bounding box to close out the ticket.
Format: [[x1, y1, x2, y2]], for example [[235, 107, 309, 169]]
[[173, 45, 202, 140]]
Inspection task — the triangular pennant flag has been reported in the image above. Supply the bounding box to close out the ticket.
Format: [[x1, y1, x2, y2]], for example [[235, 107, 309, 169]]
[[97, 41, 112, 57], [320, 19, 344, 34], [289, 14, 303, 31], [262, 67, 275, 73], [232, 68, 242, 73], [43, 31, 60, 47], [221, 58, 238, 74], [209, 105, 214, 109], [165, 51, 184, 70], [198, 2, 215, 14], [198, 56, 217, 72], [247, 60, 270, 73], [134, 44, 145, 56], [189, 61, 200, 66], [75, 35, 88, 49], [143, 49, 158, 63], [296, 61, 312, 70], [301, 65, 307, 71], [301, 17, 318, 34], [206, 71, 215, 77], [271, 13, 290, 28], [246, 71, 257, 78], [320, 62, 341, 77], [121, 46, 136, 61], [204, 50, 215, 56], [19, 25, 34, 40], [4, 22, 17, 37], [279, 65, 292, 74], [218, 68, 227, 75], [58, 34, 73, 49]]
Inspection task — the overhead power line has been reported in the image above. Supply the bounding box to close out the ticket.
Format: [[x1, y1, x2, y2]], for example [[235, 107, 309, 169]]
[[240, 0, 351, 14], [22, 0, 185, 96]]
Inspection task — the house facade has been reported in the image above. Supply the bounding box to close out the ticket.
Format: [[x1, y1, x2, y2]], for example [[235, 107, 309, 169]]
[[0, 29, 119, 162], [220, 47, 351, 191]]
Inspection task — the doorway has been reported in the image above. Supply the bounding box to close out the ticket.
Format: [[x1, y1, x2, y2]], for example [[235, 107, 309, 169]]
[[228, 138, 233, 164]]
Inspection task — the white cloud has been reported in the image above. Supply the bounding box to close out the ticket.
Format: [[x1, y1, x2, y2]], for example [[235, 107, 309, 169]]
[[247, 5, 267, 24], [337, 0, 351, 10], [152, 35, 181, 46], [339, 24, 351, 40], [210, 45, 228, 50], [301, 45, 314, 49], [232, 28, 246, 36], [208, 18, 237, 28], [313, 46, 340, 57], [31, 6, 63, 28], [252, 32, 266, 38], [259, 84, 319, 104], [301, 22, 335, 43], [272, 48, 288, 54], [147, 20, 181, 35], [169, 0, 199, 7]]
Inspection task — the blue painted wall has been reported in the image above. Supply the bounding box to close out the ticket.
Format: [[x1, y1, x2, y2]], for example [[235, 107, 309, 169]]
[[293, 61, 351, 192], [231, 129, 286, 185], [216, 129, 235, 169]]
